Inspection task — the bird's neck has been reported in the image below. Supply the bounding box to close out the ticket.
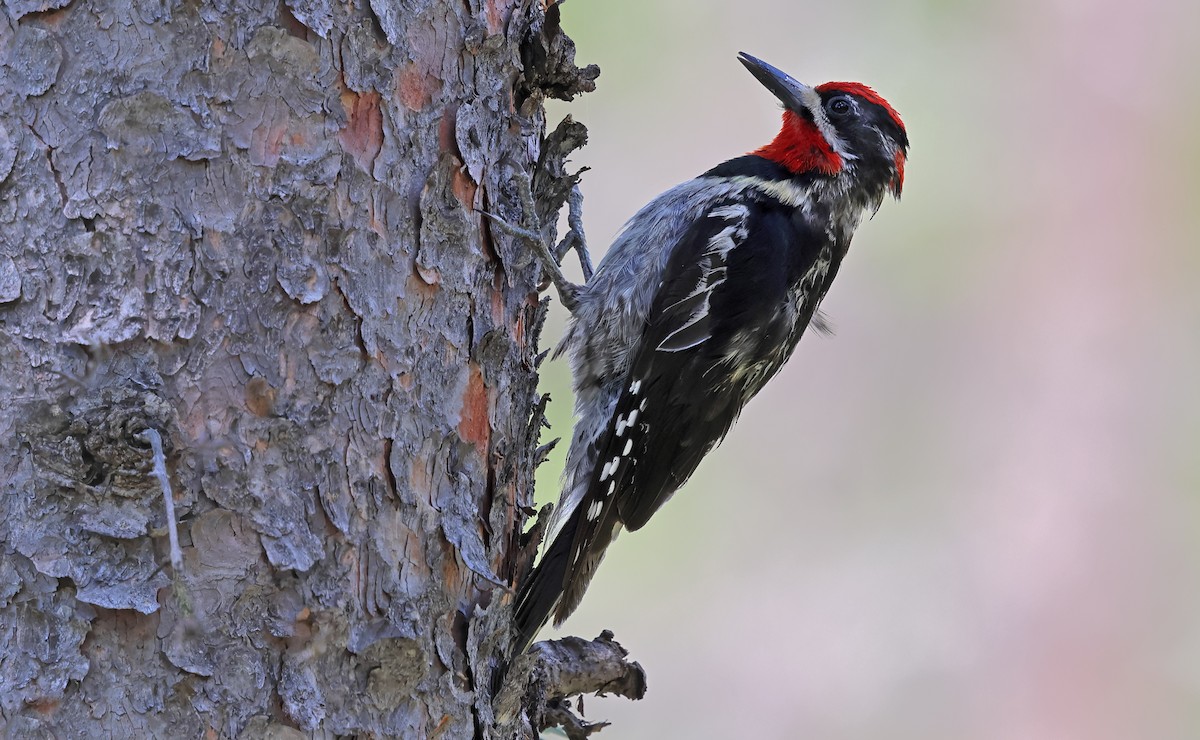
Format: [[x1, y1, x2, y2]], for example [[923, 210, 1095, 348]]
[[752, 110, 843, 176]]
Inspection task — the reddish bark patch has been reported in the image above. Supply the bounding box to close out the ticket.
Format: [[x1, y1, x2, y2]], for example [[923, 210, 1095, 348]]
[[478, 214, 499, 264], [490, 283, 505, 328], [407, 271, 439, 301], [397, 62, 435, 111], [26, 697, 58, 714], [250, 122, 288, 167], [414, 263, 441, 286], [244, 376, 277, 417], [29, 5, 71, 27], [513, 312, 526, 349], [451, 166, 476, 208], [458, 363, 490, 451], [339, 90, 383, 173], [441, 548, 463, 597], [484, 0, 508, 35], [279, 2, 308, 39]]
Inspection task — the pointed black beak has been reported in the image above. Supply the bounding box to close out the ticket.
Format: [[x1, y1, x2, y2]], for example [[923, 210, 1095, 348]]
[[737, 52, 819, 113]]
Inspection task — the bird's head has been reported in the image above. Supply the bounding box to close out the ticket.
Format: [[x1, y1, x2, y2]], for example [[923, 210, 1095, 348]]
[[738, 52, 909, 198]]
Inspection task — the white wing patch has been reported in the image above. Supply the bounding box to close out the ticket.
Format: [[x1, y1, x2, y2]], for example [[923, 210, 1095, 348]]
[[709, 204, 750, 221], [729, 176, 811, 208], [657, 203, 749, 353]]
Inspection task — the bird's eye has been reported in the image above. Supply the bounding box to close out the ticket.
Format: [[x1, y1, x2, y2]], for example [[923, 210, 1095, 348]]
[[827, 96, 853, 118]]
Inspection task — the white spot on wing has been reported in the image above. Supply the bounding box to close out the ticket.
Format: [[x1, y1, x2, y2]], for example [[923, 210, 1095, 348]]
[[626, 408, 638, 427], [587, 500, 604, 521], [622, 438, 633, 457], [629, 379, 642, 395], [600, 456, 620, 482]]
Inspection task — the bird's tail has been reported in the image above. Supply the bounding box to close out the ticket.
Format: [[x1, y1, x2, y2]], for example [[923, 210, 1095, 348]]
[[511, 512, 577, 655]]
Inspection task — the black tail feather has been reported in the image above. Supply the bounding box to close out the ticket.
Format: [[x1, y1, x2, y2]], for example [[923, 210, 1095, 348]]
[[511, 513, 577, 655]]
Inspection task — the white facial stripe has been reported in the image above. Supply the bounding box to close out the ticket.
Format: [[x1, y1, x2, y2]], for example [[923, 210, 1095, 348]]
[[797, 85, 853, 162]]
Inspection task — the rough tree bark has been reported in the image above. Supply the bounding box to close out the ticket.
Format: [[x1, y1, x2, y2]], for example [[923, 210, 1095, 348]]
[[0, 0, 607, 736]]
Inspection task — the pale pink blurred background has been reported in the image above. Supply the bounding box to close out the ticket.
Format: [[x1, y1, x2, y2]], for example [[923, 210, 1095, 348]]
[[533, 0, 1200, 737]]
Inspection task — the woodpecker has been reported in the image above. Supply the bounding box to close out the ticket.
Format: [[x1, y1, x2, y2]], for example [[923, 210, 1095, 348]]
[[512, 52, 908, 653]]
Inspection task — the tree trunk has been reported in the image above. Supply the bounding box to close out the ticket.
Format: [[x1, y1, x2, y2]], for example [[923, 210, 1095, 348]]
[[0, 1, 595, 736]]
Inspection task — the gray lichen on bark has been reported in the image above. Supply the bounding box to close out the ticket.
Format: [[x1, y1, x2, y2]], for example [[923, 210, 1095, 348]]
[[0, 0, 597, 736]]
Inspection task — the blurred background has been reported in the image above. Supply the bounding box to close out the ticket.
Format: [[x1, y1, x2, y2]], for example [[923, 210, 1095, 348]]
[[532, 0, 1200, 737]]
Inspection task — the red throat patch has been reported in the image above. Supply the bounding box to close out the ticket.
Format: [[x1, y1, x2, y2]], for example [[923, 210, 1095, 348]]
[[752, 109, 843, 175]]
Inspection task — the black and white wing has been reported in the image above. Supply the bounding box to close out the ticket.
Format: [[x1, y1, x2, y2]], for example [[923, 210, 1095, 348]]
[[513, 195, 836, 646]]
